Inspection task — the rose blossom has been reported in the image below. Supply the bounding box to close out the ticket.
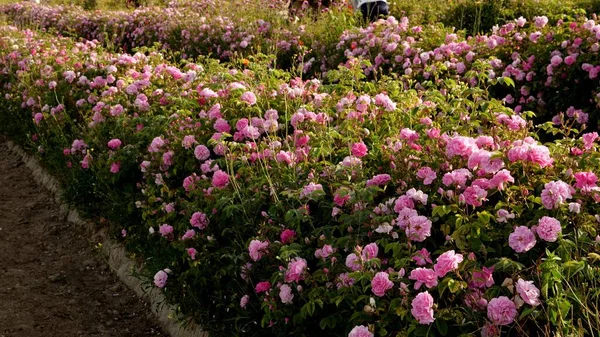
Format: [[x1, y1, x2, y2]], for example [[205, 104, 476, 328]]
[[279, 284, 294, 304], [285, 257, 307, 283], [434, 250, 464, 278], [487, 296, 517, 325], [411, 291, 435, 324], [509, 226, 536, 253], [516, 279, 541, 306], [348, 325, 373, 337], [371, 271, 394, 297], [154, 270, 168, 288], [409, 268, 438, 289], [536, 216, 561, 242], [248, 240, 269, 261]]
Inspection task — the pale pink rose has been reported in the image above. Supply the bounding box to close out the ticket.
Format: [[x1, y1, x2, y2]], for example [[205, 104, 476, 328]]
[[214, 118, 231, 133], [300, 182, 324, 199], [536, 216, 561, 242], [348, 325, 373, 337], [154, 270, 168, 288], [159, 224, 173, 238], [371, 271, 394, 297], [582, 132, 598, 150], [194, 145, 211, 161], [471, 266, 495, 288], [190, 212, 209, 229], [240, 294, 250, 308], [362, 243, 379, 260], [509, 226, 536, 253], [279, 284, 294, 304], [541, 180, 573, 209], [248, 240, 269, 261], [212, 170, 230, 188], [315, 245, 334, 259], [434, 250, 464, 278], [346, 253, 362, 271], [409, 268, 438, 289], [148, 137, 165, 153], [412, 248, 433, 266], [181, 229, 195, 240], [487, 296, 517, 325], [181, 135, 197, 149], [462, 186, 487, 207], [285, 257, 307, 283], [516, 279, 541, 306], [446, 136, 478, 158], [366, 174, 391, 186], [417, 167, 437, 185], [240, 91, 257, 105], [405, 215, 432, 242], [411, 291, 435, 324]]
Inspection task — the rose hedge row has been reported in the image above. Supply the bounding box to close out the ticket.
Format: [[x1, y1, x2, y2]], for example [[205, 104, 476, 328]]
[[3, 2, 600, 131], [2, 25, 600, 337]]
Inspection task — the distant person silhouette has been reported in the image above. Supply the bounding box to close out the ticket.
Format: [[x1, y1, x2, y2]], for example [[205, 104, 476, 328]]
[[351, 0, 389, 22]]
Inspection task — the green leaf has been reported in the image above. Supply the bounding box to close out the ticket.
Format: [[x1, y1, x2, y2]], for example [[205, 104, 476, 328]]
[[436, 319, 448, 336]]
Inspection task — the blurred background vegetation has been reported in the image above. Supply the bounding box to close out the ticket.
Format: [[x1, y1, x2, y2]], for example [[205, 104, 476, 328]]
[[1, 0, 599, 35]]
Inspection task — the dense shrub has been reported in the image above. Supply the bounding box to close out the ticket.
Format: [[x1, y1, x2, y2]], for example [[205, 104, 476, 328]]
[[3, 23, 600, 337]]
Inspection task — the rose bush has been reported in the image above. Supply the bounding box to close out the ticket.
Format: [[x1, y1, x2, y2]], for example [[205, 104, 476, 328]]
[[2, 20, 600, 337]]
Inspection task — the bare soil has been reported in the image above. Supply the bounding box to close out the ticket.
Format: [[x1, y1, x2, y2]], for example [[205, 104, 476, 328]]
[[0, 140, 168, 337]]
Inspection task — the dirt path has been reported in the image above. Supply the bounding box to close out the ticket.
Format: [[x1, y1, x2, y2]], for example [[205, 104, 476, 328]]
[[0, 139, 168, 337]]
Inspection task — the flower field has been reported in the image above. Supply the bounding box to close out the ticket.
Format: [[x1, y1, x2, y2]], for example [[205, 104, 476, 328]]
[[2, 1, 600, 336]]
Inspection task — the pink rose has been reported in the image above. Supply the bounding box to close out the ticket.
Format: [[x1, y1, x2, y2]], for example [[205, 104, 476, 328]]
[[248, 240, 269, 261], [471, 266, 495, 288], [345, 253, 362, 271], [212, 170, 230, 188], [279, 284, 294, 304], [351, 142, 368, 157], [409, 268, 438, 289], [371, 271, 394, 297], [405, 215, 432, 242], [541, 180, 573, 209], [411, 291, 435, 324], [280, 229, 296, 244], [285, 257, 307, 283], [194, 145, 211, 161], [110, 162, 121, 174], [348, 325, 373, 337], [434, 250, 464, 278], [487, 296, 517, 325], [190, 212, 209, 229], [536, 216, 561, 242], [107, 138, 122, 150], [412, 248, 433, 266], [240, 294, 249, 308], [240, 91, 257, 105], [509, 226, 536, 253], [255, 281, 271, 293], [516, 279, 541, 306], [154, 270, 168, 288], [362, 243, 379, 260], [417, 167, 437, 185]]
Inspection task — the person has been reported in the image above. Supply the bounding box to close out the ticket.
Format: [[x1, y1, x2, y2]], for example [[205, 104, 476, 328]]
[[351, 0, 389, 22]]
